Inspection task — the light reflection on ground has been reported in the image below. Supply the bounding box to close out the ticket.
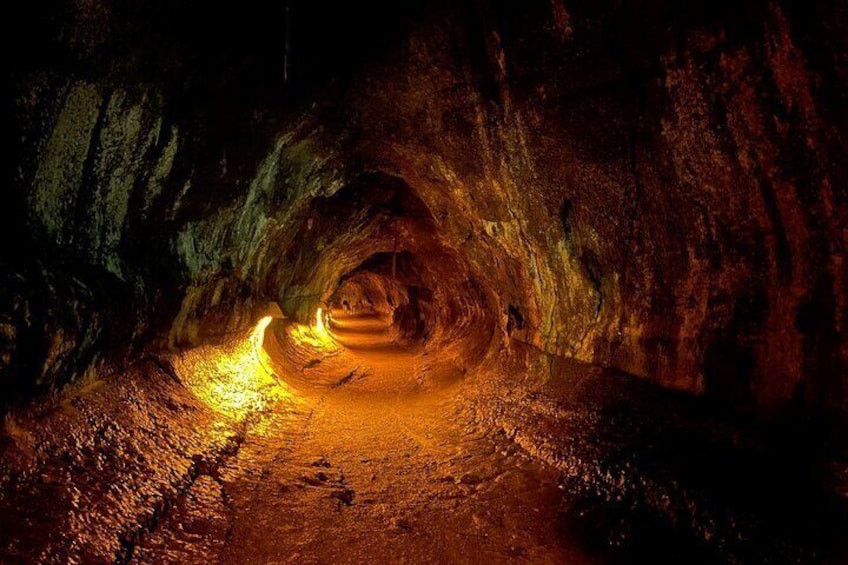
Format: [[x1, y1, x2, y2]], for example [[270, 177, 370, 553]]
[[174, 316, 296, 420], [287, 308, 339, 350]]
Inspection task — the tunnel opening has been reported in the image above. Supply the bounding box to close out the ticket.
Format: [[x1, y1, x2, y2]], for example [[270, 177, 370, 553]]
[[260, 236, 497, 396], [332, 251, 439, 348]]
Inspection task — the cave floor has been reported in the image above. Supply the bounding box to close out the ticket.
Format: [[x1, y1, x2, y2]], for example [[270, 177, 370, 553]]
[[1, 314, 844, 563], [132, 313, 595, 564]]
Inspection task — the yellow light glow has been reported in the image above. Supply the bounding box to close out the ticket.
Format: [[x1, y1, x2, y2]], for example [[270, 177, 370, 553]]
[[253, 315, 273, 351], [174, 316, 294, 419], [287, 307, 337, 350], [316, 307, 326, 334]]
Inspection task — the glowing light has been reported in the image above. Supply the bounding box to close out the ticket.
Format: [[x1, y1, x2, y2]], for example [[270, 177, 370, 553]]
[[175, 316, 294, 419], [253, 315, 273, 350], [287, 307, 337, 350]]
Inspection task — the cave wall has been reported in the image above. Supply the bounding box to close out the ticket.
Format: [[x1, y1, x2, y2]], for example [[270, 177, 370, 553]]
[[338, 0, 848, 415], [3, 0, 344, 400], [4, 0, 847, 418], [4, 71, 345, 399]]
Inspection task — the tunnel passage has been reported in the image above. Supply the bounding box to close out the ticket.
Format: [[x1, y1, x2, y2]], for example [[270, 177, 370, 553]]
[[261, 176, 499, 394], [253, 167, 499, 390], [330, 250, 495, 354], [3, 0, 848, 563]]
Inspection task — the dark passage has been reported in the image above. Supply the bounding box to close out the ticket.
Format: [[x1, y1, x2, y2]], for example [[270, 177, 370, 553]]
[[2, 1, 847, 563]]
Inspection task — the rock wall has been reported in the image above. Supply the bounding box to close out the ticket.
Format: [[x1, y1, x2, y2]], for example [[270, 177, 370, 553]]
[[4, 0, 846, 419], [336, 0, 848, 415]]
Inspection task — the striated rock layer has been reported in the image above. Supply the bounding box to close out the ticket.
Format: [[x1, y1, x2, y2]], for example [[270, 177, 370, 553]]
[[5, 0, 846, 418]]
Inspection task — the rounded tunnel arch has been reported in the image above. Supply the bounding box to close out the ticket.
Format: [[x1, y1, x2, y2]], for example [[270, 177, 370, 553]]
[[4, 1, 848, 562], [256, 170, 502, 393]]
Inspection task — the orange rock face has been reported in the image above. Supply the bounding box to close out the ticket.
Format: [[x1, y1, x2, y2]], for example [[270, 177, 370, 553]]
[[2, 2, 847, 561]]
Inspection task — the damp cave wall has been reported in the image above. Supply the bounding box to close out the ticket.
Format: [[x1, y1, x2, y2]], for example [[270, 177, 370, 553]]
[[3, 0, 847, 419], [347, 0, 848, 417]]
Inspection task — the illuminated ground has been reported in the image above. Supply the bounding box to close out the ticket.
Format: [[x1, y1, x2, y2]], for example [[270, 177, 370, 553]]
[[1, 311, 842, 563], [132, 311, 593, 563]]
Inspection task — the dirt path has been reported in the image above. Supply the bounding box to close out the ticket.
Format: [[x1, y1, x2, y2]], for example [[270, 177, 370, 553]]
[[132, 314, 593, 564]]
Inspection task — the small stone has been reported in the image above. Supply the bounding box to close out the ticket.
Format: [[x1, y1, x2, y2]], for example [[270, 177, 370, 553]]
[[332, 488, 355, 505], [301, 475, 324, 486], [458, 473, 482, 485], [311, 457, 331, 468], [392, 518, 412, 532]]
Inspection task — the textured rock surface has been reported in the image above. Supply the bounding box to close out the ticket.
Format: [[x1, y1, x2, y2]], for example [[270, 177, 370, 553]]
[[2, 1, 847, 561], [6, 0, 846, 418], [335, 0, 848, 416]]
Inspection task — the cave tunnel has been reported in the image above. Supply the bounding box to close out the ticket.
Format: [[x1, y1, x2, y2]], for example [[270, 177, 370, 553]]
[[2, 0, 847, 563]]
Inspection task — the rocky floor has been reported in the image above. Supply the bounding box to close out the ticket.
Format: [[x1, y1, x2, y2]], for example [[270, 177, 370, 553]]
[[133, 314, 593, 564], [1, 313, 846, 563]]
